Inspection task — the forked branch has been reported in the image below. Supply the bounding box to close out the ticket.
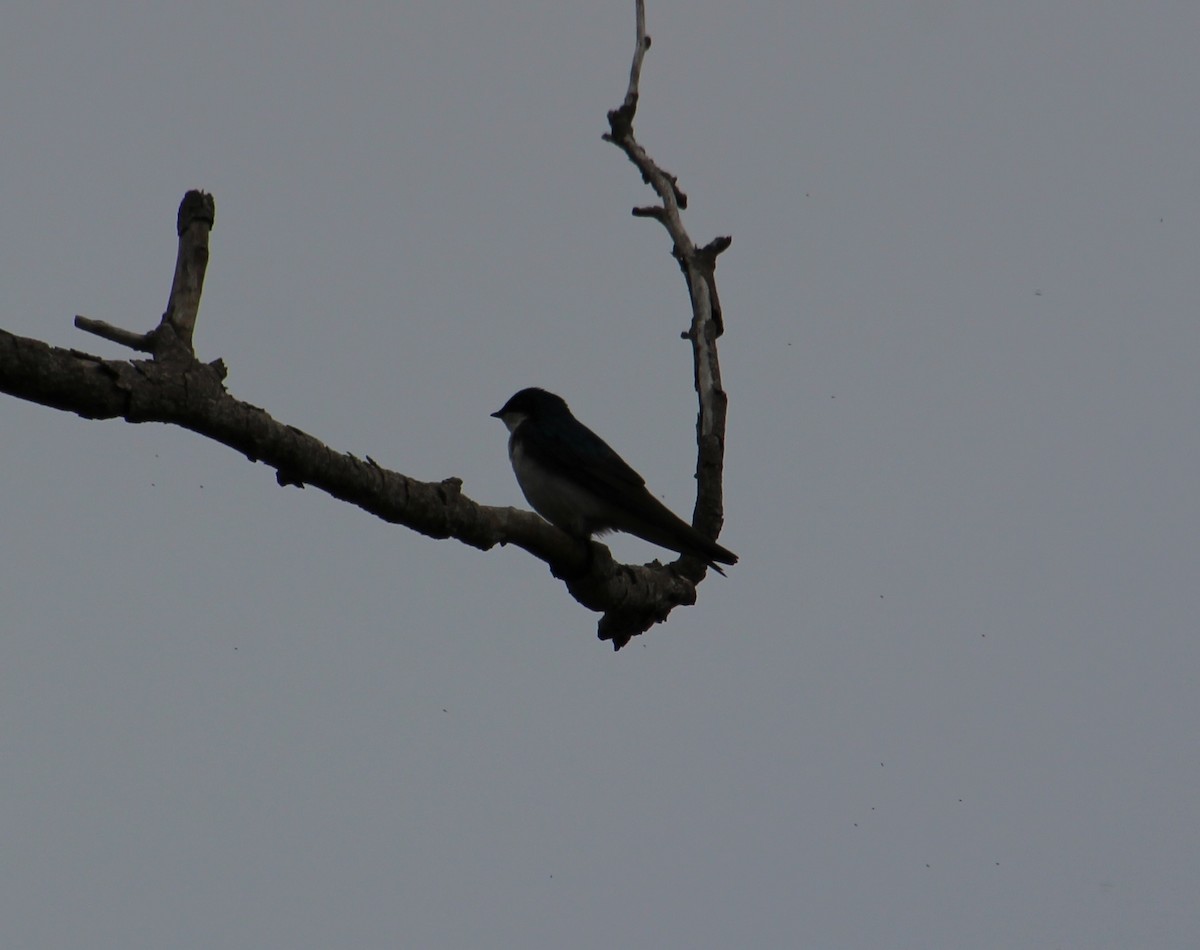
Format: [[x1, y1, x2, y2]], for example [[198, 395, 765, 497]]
[[0, 2, 733, 651]]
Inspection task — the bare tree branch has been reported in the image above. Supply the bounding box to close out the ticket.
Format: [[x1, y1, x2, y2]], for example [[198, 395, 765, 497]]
[[0, 311, 706, 617], [598, 0, 735, 645], [74, 190, 215, 361], [0, 2, 732, 651]]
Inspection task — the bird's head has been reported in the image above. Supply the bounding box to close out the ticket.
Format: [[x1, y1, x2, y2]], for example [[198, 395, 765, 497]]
[[491, 388, 571, 433]]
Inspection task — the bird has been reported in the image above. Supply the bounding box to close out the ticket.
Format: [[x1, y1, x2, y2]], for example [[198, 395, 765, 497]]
[[491, 387, 736, 572]]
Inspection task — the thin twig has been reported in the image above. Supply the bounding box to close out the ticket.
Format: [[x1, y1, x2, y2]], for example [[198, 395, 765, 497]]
[[73, 316, 154, 352], [619, 0, 649, 115]]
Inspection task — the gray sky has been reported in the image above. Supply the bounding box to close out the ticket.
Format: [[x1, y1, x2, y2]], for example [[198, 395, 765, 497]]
[[3, 2, 1198, 947]]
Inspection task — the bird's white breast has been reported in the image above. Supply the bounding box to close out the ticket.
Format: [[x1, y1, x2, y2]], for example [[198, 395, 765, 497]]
[[510, 440, 610, 537]]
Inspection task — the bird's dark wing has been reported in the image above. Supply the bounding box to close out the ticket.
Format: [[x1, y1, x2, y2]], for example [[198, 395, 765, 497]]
[[517, 413, 646, 502]]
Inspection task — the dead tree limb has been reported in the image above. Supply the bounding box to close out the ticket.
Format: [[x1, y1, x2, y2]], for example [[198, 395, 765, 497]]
[[598, 0, 735, 645], [0, 1, 731, 650]]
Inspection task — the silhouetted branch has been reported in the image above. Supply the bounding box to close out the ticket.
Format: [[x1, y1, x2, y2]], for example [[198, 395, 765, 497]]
[[74, 190, 215, 362], [596, 0, 734, 647], [0, 2, 733, 652]]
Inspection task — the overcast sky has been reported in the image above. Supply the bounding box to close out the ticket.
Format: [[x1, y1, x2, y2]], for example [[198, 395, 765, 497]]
[[3, 2, 1198, 948]]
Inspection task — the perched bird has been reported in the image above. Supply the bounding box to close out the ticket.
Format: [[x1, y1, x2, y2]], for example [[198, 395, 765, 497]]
[[492, 388, 737, 572]]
